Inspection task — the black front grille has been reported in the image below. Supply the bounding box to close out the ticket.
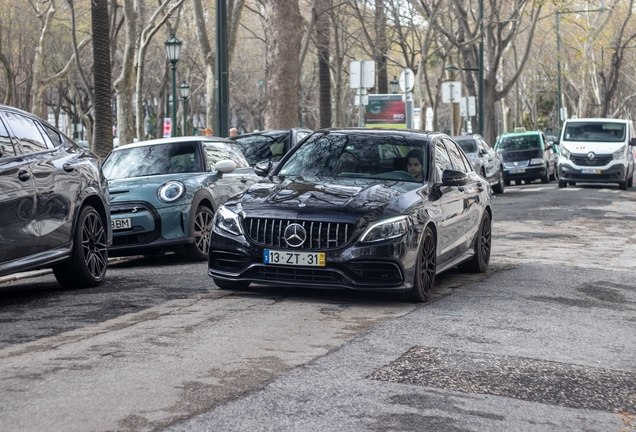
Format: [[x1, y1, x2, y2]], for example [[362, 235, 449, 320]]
[[571, 155, 612, 166], [248, 266, 345, 283], [110, 201, 161, 247], [243, 218, 354, 250]]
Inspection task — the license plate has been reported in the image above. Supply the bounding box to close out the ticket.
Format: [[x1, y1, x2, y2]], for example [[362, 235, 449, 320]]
[[264, 250, 325, 267], [581, 168, 601, 174], [111, 218, 132, 231], [508, 168, 526, 174]]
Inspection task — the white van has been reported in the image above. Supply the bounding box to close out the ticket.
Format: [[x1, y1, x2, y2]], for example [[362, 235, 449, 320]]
[[558, 118, 635, 190]]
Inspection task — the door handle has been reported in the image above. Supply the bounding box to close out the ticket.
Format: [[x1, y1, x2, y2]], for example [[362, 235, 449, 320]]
[[18, 170, 31, 181], [240, 177, 248, 183], [458, 186, 465, 192], [63, 163, 74, 172]]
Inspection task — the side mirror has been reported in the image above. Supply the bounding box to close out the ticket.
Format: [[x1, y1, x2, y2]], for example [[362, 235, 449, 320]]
[[479, 148, 488, 155], [213, 160, 237, 180], [630, 137, 636, 147], [441, 169, 469, 186], [254, 160, 273, 177]]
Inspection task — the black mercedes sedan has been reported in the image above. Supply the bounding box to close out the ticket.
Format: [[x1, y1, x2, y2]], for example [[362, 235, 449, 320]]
[[208, 129, 492, 302]]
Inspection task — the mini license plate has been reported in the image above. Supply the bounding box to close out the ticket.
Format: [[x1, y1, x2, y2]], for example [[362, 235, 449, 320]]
[[581, 168, 601, 174], [111, 218, 132, 231], [264, 250, 325, 267], [508, 168, 526, 174]]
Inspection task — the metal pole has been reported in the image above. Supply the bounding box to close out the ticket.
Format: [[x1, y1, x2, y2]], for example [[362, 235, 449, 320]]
[[182, 97, 188, 136], [171, 63, 177, 137], [358, 89, 364, 127], [216, 0, 229, 137], [556, 12, 562, 131], [478, 0, 484, 136], [450, 83, 454, 135], [73, 95, 78, 141]]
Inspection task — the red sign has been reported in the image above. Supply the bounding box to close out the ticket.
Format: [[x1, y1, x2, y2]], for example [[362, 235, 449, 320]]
[[163, 118, 171, 137]]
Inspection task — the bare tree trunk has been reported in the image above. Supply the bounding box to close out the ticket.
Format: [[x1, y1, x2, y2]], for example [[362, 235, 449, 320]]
[[114, 0, 138, 146], [374, 0, 388, 94], [264, 0, 303, 129], [0, 20, 14, 106], [316, 0, 331, 128], [227, 0, 245, 66], [193, 0, 216, 130], [91, 0, 113, 158]]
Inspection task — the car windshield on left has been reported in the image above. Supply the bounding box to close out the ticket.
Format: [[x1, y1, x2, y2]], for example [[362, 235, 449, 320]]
[[277, 132, 426, 182], [102, 142, 201, 180]]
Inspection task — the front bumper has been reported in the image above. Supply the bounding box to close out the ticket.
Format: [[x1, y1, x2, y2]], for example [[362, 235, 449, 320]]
[[207, 225, 419, 292], [558, 160, 627, 184], [502, 165, 546, 181], [109, 200, 193, 256]]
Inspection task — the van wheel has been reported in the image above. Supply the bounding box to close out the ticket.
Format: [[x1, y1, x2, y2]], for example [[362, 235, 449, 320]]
[[541, 166, 550, 183], [619, 180, 628, 191], [628, 175, 634, 188], [558, 180, 568, 188]]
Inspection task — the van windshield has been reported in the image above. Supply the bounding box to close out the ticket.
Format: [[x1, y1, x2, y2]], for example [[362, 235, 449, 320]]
[[563, 122, 625, 142]]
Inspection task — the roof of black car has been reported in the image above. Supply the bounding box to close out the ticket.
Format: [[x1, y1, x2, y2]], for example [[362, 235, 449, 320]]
[[316, 128, 440, 138]]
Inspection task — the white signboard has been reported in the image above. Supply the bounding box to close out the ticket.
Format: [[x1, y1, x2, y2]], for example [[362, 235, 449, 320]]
[[425, 107, 434, 131], [350, 60, 376, 89], [441, 82, 461, 103], [399, 68, 415, 92], [460, 96, 476, 117]]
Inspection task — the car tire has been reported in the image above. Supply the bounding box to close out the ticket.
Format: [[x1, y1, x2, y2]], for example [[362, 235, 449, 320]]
[[549, 164, 557, 181], [185, 205, 215, 261], [541, 165, 550, 183], [568, 182, 576, 186], [492, 169, 505, 194], [403, 225, 436, 303], [558, 180, 568, 188], [628, 175, 634, 188], [458, 211, 491, 274], [213, 278, 251, 290], [504, 179, 511, 186], [619, 179, 628, 191], [53, 205, 108, 289]]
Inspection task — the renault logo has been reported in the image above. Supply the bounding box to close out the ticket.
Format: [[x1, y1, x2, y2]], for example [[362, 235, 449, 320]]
[[587, 151, 596, 160], [284, 223, 307, 248]]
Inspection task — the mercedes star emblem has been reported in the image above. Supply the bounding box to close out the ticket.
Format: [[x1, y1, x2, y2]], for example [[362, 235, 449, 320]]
[[284, 223, 307, 248]]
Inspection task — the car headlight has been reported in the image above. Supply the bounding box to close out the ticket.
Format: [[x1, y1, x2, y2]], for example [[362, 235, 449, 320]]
[[530, 158, 544, 166], [613, 146, 626, 160], [214, 205, 243, 236], [560, 147, 571, 160], [359, 216, 412, 243], [157, 181, 185, 203]]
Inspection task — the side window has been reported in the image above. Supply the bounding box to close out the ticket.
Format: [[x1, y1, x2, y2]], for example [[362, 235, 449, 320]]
[[4, 112, 49, 153], [444, 139, 468, 173], [0, 118, 16, 158], [434, 140, 453, 181], [40, 123, 63, 147], [480, 138, 491, 151]]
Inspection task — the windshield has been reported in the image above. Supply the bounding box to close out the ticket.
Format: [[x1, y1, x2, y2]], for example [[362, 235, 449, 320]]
[[277, 133, 427, 182], [563, 122, 626, 142], [456, 139, 477, 153], [102, 141, 202, 180], [496, 134, 541, 151], [234, 132, 288, 165]]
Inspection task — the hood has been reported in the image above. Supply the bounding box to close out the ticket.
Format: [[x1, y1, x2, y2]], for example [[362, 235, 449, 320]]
[[560, 141, 626, 155], [230, 176, 421, 219], [498, 148, 542, 162], [107, 174, 202, 206]]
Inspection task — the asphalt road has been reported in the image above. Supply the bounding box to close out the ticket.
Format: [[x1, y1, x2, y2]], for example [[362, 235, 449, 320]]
[[0, 181, 635, 432]]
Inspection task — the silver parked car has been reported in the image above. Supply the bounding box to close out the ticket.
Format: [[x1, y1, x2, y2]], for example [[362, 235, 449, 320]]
[[454, 134, 505, 193]]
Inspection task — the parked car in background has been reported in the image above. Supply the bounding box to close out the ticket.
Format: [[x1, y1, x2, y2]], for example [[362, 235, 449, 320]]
[[101, 137, 260, 260], [0, 105, 111, 288], [495, 129, 556, 185], [454, 134, 505, 193], [558, 118, 635, 190], [230, 128, 312, 166], [208, 128, 493, 302]]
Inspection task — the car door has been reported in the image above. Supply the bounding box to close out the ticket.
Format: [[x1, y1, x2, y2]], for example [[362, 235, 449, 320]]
[[478, 137, 499, 183], [3, 112, 77, 253], [432, 138, 468, 265], [0, 113, 39, 263], [445, 138, 483, 253]]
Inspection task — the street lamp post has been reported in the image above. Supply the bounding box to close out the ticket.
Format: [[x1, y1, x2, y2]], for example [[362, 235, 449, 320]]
[[179, 80, 190, 137], [164, 34, 182, 138], [556, 7, 606, 131], [389, 76, 399, 94]]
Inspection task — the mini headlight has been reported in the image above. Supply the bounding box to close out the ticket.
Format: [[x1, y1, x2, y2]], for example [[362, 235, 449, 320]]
[[612, 146, 626, 160], [560, 147, 571, 160], [530, 158, 544, 166], [214, 205, 243, 236], [359, 216, 411, 243], [157, 181, 185, 203]]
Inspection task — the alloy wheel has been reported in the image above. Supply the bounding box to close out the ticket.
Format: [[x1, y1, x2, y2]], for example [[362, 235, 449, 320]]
[[419, 229, 437, 297], [82, 211, 108, 280], [193, 208, 214, 254]]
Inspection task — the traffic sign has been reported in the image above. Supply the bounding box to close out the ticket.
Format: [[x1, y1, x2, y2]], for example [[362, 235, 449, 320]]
[[350, 60, 376, 89], [460, 96, 476, 117], [399, 68, 414, 92], [441, 82, 461, 103]]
